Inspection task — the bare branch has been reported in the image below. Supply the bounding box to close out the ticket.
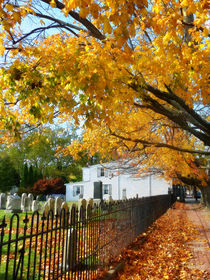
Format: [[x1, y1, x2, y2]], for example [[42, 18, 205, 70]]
[[7, 24, 74, 47], [33, 12, 86, 33]]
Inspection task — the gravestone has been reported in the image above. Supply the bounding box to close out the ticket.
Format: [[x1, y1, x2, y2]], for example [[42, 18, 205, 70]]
[[36, 195, 41, 201], [78, 199, 86, 209], [6, 195, 22, 213], [93, 199, 101, 205], [86, 199, 93, 218], [70, 203, 77, 222], [48, 198, 55, 213], [13, 193, 20, 198], [43, 202, 49, 217], [61, 201, 69, 213], [55, 196, 64, 215], [78, 199, 86, 221], [61, 202, 69, 226], [0, 193, 7, 209], [46, 195, 52, 201], [63, 203, 77, 268], [23, 197, 31, 212], [32, 200, 41, 212], [21, 193, 27, 210], [87, 198, 93, 207], [63, 228, 76, 270], [28, 193, 34, 205]]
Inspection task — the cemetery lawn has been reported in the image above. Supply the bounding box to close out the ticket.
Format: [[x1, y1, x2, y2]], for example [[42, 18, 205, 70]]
[[0, 209, 28, 220]]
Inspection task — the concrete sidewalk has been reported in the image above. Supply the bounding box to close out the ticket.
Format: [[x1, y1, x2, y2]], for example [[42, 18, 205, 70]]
[[180, 199, 210, 278]]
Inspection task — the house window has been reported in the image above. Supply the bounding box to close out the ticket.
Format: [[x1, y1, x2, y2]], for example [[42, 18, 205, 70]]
[[73, 185, 84, 197], [97, 167, 104, 177], [97, 167, 109, 177], [103, 184, 112, 195]]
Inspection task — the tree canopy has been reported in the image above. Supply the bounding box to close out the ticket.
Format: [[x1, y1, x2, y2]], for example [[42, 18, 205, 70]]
[[32, 177, 65, 195], [0, 1, 209, 200], [3, 126, 90, 183]]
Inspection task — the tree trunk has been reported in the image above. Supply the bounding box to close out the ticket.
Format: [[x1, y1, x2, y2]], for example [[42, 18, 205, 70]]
[[200, 184, 210, 208]]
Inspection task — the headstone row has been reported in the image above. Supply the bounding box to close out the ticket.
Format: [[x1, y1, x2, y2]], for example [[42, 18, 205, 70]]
[[43, 196, 65, 216], [0, 193, 6, 209], [0, 192, 43, 213], [1, 194, 116, 214]]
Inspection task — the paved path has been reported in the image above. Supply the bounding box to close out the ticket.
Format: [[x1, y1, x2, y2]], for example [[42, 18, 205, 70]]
[[113, 199, 210, 280], [180, 199, 210, 278]]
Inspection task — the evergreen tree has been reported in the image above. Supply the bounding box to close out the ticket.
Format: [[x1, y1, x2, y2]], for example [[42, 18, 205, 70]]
[[28, 165, 34, 187], [0, 156, 20, 192], [21, 163, 29, 188]]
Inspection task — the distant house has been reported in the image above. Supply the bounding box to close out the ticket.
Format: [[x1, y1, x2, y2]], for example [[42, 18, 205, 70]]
[[65, 163, 172, 201]]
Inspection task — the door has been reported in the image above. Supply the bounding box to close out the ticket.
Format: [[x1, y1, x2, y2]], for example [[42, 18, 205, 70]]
[[93, 181, 103, 199]]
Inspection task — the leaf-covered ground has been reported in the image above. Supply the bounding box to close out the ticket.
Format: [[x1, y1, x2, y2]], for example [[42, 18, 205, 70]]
[[114, 203, 208, 280]]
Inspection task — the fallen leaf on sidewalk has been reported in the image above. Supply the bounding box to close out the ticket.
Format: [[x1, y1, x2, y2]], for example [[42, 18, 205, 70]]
[[114, 202, 207, 280]]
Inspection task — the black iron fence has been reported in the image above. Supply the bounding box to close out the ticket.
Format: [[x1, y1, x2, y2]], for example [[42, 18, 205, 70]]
[[0, 195, 175, 280]]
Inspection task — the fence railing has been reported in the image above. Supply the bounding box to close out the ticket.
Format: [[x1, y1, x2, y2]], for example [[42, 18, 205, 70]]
[[0, 194, 175, 280]]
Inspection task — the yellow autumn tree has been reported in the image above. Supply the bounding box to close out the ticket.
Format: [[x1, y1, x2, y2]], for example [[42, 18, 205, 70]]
[[0, 1, 209, 203]]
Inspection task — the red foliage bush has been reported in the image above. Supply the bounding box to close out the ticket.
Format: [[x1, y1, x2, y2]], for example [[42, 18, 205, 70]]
[[32, 178, 65, 195]]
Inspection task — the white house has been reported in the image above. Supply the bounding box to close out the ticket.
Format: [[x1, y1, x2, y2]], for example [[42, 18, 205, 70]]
[[65, 163, 172, 201]]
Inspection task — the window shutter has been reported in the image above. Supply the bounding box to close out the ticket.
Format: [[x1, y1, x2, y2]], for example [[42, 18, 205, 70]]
[[97, 167, 101, 177], [104, 169, 108, 177], [73, 186, 76, 197], [80, 185, 84, 195], [109, 185, 112, 195]]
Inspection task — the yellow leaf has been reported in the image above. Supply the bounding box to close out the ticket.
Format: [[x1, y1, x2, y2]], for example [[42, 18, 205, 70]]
[[181, 0, 188, 8], [0, 45, 5, 55], [90, 3, 100, 19], [79, 7, 89, 18], [104, 21, 112, 34], [6, 4, 14, 12], [50, 0, 57, 8], [13, 12, 21, 23], [10, 49, 19, 57]]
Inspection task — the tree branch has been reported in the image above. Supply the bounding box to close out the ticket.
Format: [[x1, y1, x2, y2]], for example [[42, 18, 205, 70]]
[[175, 173, 209, 188], [129, 81, 210, 146], [110, 130, 210, 155], [8, 24, 76, 46], [33, 12, 86, 32], [40, 0, 105, 40], [181, 20, 210, 38]]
